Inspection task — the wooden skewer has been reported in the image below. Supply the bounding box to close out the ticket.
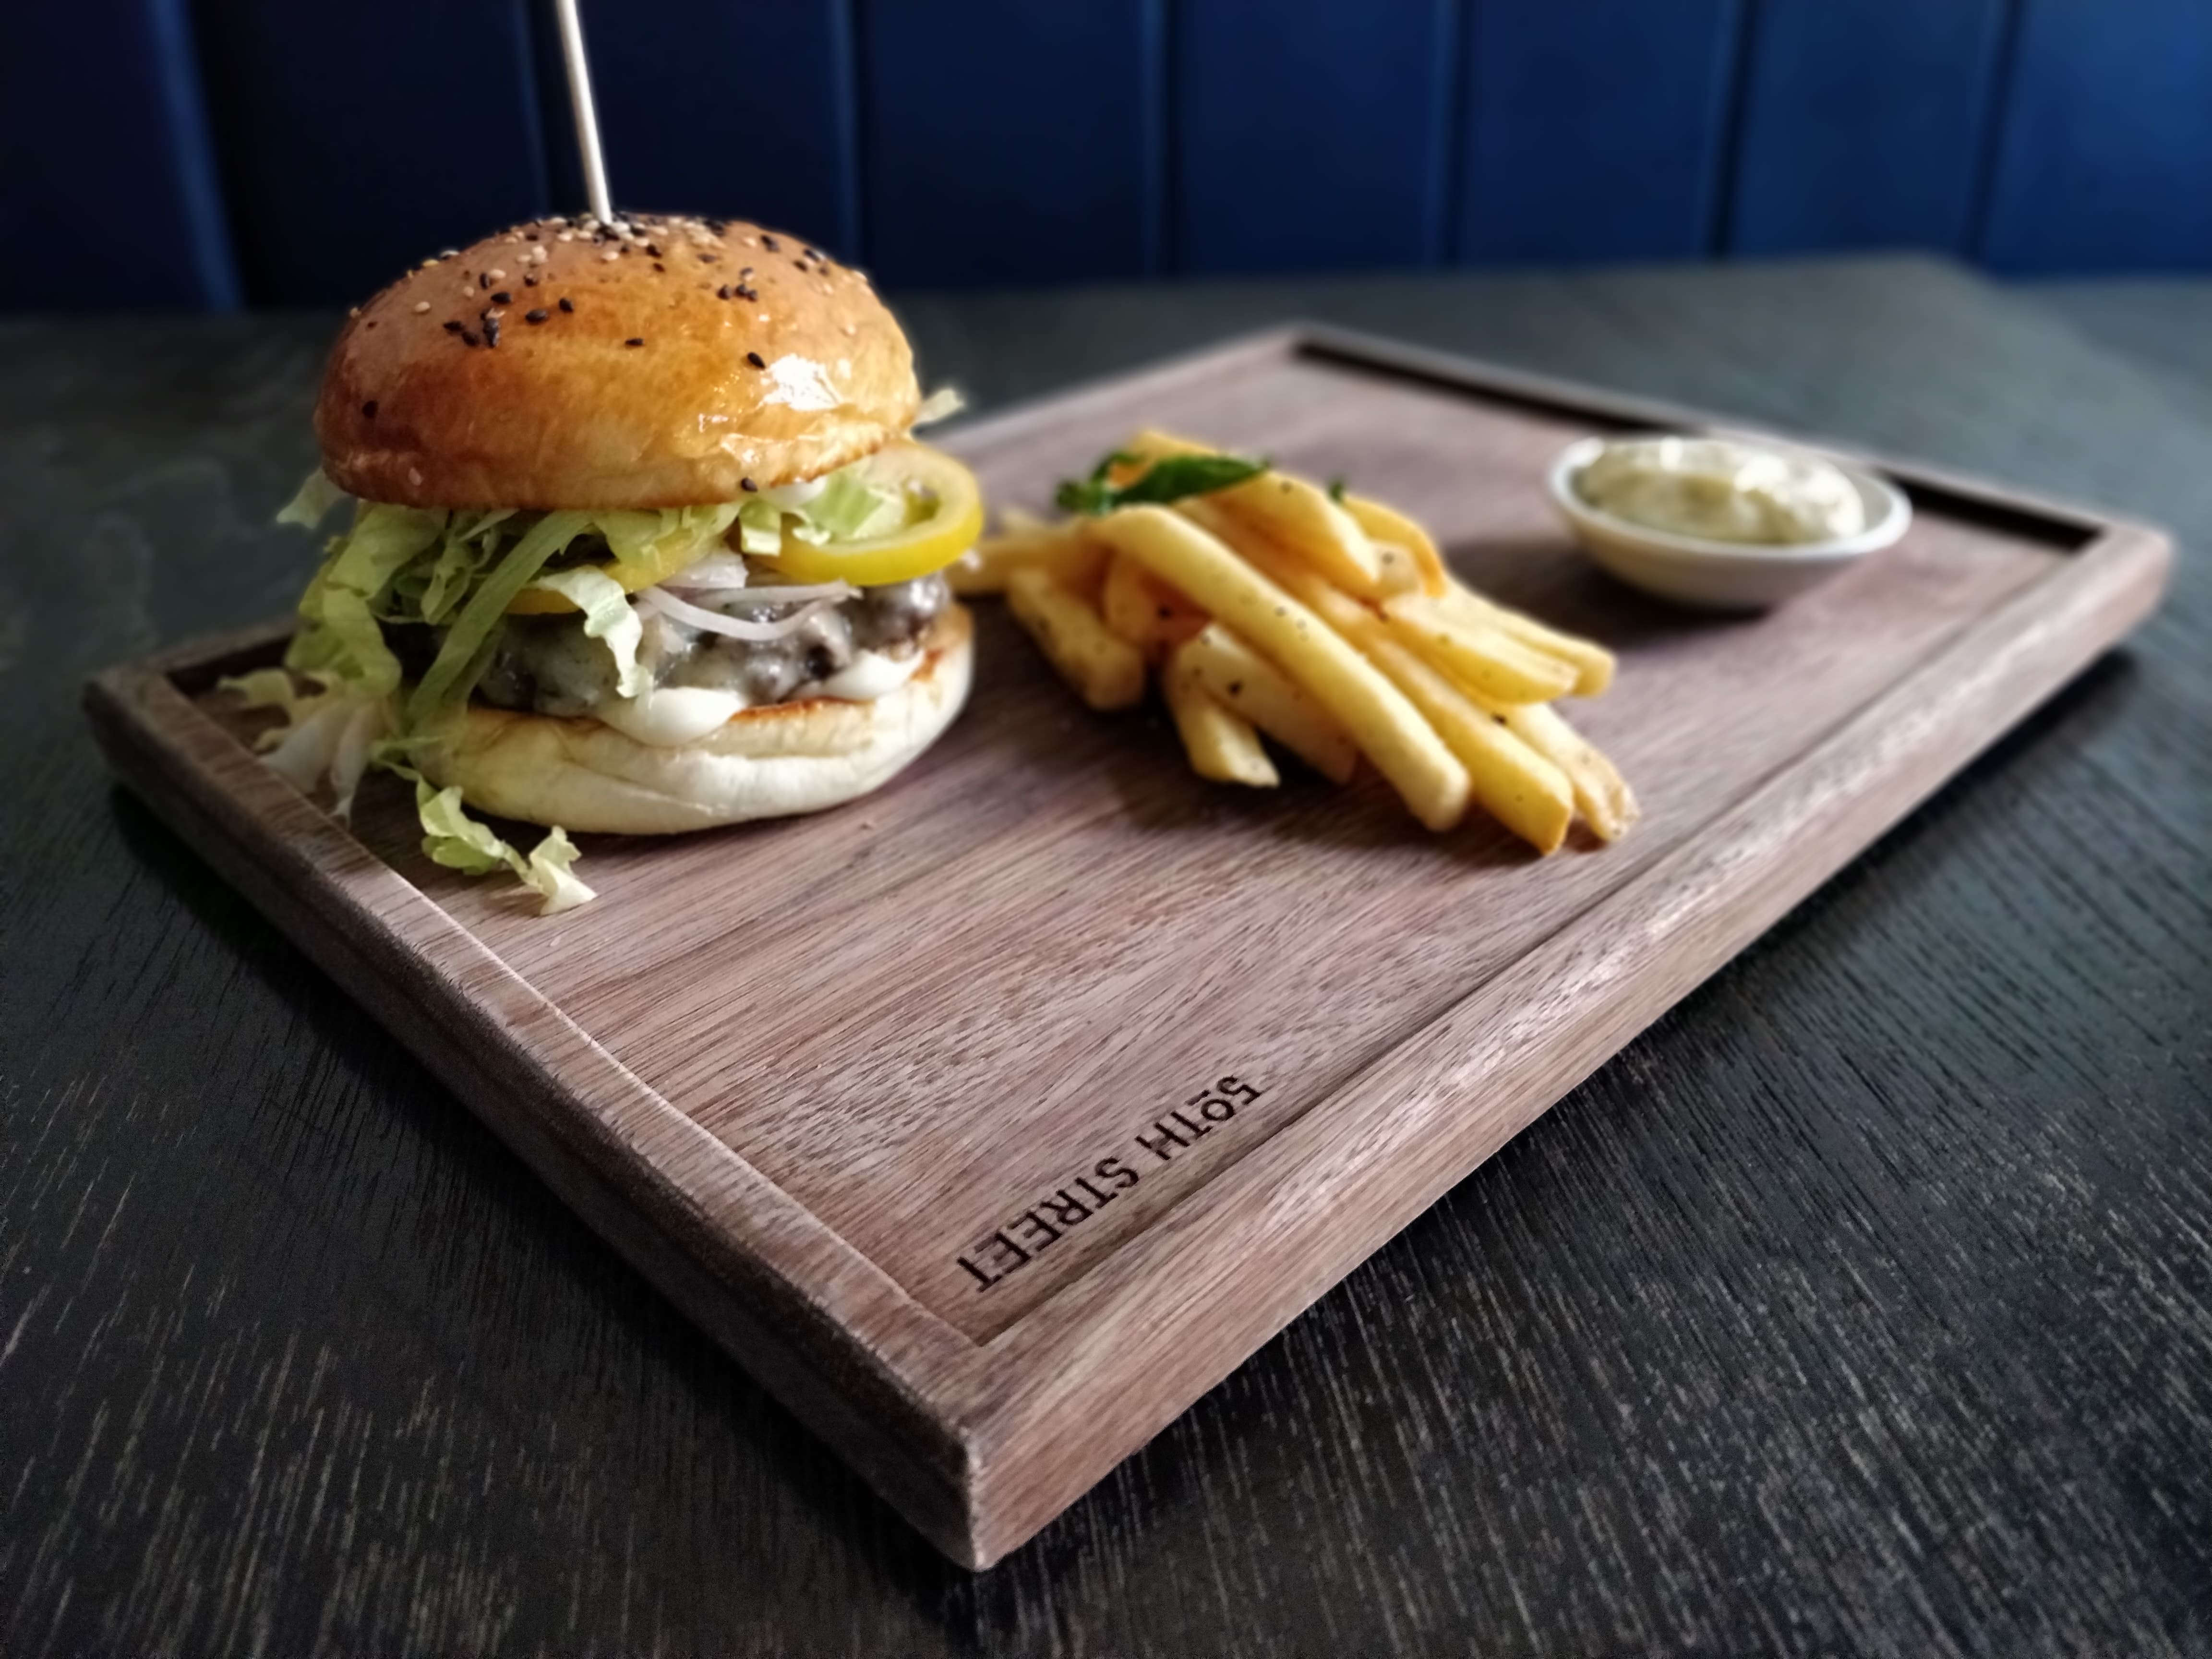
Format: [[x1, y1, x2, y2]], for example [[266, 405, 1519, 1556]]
[[551, 0, 613, 225]]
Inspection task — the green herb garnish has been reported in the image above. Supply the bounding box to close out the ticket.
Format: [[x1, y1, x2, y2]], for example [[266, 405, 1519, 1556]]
[[1055, 450, 1270, 516], [1327, 477, 1348, 503]]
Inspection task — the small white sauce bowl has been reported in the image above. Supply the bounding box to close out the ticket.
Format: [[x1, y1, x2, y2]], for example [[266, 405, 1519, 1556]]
[[1547, 433, 1911, 610]]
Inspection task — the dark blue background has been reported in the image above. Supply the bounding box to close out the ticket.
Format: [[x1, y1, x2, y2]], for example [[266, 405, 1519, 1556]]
[[5, 0, 2209, 312]]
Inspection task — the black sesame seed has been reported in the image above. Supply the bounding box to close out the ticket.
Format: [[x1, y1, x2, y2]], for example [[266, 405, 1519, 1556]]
[[741, 477, 757, 492], [558, 297, 574, 313], [442, 319, 463, 333], [645, 242, 661, 257], [717, 284, 731, 299], [698, 252, 719, 263], [793, 259, 807, 271], [525, 308, 548, 323], [739, 266, 754, 277], [746, 351, 765, 368], [804, 245, 821, 258], [761, 234, 780, 251], [652, 262, 664, 273], [460, 328, 480, 347], [479, 272, 491, 289], [735, 283, 757, 301], [361, 399, 377, 419], [523, 274, 537, 287], [484, 315, 501, 347], [490, 290, 511, 304], [625, 337, 644, 348]]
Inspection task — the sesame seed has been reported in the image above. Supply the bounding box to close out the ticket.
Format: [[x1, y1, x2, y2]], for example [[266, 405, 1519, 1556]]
[[362, 400, 377, 418], [717, 284, 731, 299], [602, 248, 621, 261], [488, 268, 507, 279], [741, 477, 757, 492], [479, 273, 491, 289], [746, 351, 765, 368], [739, 266, 754, 277], [483, 315, 501, 347], [761, 234, 780, 250], [558, 297, 574, 313], [443, 320, 462, 333], [557, 230, 575, 241], [491, 290, 511, 304], [409, 467, 423, 486], [526, 308, 548, 323], [734, 284, 757, 301], [523, 274, 537, 287], [652, 262, 664, 273], [625, 337, 645, 348], [412, 300, 431, 313]]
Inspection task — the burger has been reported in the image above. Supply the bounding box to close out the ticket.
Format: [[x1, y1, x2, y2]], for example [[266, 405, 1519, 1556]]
[[247, 212, 979, 909]]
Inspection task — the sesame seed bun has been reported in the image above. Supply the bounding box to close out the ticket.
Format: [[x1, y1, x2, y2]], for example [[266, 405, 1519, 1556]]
[[417, 605, 973, 835], [316, 214, 918, 510]]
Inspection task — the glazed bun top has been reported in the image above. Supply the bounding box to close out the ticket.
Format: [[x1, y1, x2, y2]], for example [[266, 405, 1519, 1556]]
[[315, 214, 918, 510]]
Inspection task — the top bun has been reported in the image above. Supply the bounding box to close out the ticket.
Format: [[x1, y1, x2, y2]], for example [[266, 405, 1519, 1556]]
[[315, 214, 917, 510]]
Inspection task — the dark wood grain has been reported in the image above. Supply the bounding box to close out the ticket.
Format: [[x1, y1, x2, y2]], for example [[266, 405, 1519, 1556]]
[[4, 260, 2209, 1650], [80, 330, 2167, 1566]]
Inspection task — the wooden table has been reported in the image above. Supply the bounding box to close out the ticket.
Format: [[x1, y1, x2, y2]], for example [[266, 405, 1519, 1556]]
[[6, 257, 2207, 1655]]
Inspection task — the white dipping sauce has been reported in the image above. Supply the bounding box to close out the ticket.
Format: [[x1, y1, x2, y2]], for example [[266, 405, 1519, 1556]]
[[1575, 436, 1865, 545]]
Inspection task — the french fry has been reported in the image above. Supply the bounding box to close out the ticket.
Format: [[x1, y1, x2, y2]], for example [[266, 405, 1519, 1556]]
[[1178, 623, 1359, 785], [1493, 700, 1640, 842], [1210, 522, 1574, 853], [1438, 581, 1615, 696], [1126, 429, 1385, 598], [1006, 565, 1146, 711], [1101, 553, 1206, 657], [950, 521, 1107, 597], [1382, 593, 1579, 705], [1162, 651, 1279, 787], [1094, 506, 1470, 831], [1341, 492, 1449, 596]]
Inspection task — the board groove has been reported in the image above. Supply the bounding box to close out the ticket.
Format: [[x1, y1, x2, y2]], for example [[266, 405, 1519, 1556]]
[[84, 327, 2167, 1567]]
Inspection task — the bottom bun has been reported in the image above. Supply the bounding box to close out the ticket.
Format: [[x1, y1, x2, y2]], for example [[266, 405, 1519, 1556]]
[[421, 604, 973, 834]]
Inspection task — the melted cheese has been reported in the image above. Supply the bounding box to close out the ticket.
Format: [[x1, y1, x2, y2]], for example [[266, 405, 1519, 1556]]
[[593, 685, 749, 746], [818, 649, 922, 701]]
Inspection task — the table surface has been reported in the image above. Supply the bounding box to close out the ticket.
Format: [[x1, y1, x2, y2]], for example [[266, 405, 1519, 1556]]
[[4, 257, 2208, 1656]]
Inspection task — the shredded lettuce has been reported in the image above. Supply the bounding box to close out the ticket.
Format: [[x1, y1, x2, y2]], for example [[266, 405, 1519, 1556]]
[[735, 497, 785, 554], [598, 504, 741, 570], [410, 775, 595, 914], [404, 511, 592, 734], [254, 450, 920, 912], [524, 565, 646, 697], [913, 385, 966, 427], [286, 503, 445, 697], [791, 464, 909, 544], [276, 469, 348, 529]]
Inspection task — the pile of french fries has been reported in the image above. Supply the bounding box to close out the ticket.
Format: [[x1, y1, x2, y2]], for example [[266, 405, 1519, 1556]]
[[951, 431, 1636, 853]]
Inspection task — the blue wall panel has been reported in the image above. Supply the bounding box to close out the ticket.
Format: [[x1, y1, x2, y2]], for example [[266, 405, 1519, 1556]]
[[193, 0, 549, 307], [859, 0, 1157, 288], [1981, 0, 2212, 273], [1174, 0, 1457, 274], [1, 0, 237, 310], [1455, 0, 1743, 264], [549, 0, 857, 260], [1728, 0, 2009, 256]]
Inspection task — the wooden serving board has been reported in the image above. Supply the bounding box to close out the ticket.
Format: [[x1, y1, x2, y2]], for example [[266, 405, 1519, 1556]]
[[84, 327, 2168, 1568]]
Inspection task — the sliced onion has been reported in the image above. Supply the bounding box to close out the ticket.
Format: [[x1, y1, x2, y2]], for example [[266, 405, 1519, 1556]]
[[637, 585, 839, 642], [664, 580, 859, 610]]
